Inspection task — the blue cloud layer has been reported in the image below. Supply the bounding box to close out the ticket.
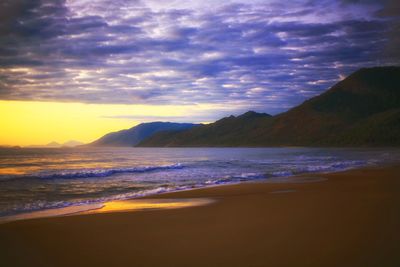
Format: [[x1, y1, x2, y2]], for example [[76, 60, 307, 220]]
[[0, 0, 399, 115]]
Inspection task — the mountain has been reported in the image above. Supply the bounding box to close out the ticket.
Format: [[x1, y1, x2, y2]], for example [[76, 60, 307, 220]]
[[27, 140, 84, 148], [138, 111, 272, 146], [46, 141, 61, 147], [138, 66, 400, 147], [62, 140, 84, 147], [89, 122, 198, 147]]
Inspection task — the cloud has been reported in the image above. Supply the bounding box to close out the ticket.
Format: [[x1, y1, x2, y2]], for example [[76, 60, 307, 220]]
[[0, 0, 399, 116]]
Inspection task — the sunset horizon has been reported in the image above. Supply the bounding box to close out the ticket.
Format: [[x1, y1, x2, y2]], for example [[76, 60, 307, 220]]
[[1, 0, 399, 146], [1, 1, 400, 267]]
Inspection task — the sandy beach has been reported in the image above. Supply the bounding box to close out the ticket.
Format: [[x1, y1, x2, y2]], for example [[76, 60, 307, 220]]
[[1, 164, 400, 267]]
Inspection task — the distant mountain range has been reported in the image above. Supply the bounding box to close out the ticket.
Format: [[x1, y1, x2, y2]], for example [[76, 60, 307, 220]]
[[27, 140, 84, 148], [138, 66, 400, 147], [88, 122, 198, 147]]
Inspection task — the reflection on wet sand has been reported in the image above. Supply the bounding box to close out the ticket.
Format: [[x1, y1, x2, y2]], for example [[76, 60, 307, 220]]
[[85, 198, 214, 214], [0, 198, 214, 224]]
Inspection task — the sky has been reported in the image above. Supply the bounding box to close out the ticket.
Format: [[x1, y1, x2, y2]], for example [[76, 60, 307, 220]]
[[0, 0, 399, 145]]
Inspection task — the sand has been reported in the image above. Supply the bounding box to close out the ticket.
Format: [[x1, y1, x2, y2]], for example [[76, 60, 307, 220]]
[[1, 165, 400, 267]]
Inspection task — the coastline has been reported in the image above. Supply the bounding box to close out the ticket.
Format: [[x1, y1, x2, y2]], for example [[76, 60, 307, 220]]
[[1, 163, 400, 266], [0, 162, 384, 224]]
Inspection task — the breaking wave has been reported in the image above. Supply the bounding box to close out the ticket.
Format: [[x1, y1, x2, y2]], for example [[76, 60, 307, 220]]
[[1, 163, 184, 181]]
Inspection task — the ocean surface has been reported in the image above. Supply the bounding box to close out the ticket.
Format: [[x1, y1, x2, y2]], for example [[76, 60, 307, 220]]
[[0, 147, 399, 218]]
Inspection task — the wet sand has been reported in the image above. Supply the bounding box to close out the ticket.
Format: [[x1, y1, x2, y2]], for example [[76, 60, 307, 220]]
[[1, 165, 400, 267]]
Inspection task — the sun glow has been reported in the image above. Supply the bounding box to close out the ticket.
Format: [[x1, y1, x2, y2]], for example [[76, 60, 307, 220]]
[[0, 100, 214, 146]]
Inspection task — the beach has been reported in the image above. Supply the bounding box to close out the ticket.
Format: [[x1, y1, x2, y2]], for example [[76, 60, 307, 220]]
[[1, 164, 399, 267]]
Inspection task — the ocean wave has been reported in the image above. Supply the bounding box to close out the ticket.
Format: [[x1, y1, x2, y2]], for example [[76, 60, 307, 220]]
[[271, 170, 293, 177], [302, 160, 366, 172], [269, 160, 367, 177], [38, 163, 184, 179], [0, 163, 184, 181], [205, 173, 266, 185]]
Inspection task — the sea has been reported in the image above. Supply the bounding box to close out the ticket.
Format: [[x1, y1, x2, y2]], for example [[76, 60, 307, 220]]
[[0, 147, 399, 218]]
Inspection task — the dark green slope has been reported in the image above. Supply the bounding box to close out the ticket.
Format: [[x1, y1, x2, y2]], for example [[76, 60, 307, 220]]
[[89, 122, 197, 147], [139, 111, 271, 146], [245, 66, 400, 145], [138, 66, 400, 147], [331, 108, 400, 146]]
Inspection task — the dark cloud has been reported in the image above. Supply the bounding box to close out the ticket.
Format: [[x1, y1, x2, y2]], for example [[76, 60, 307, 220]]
[[0, 0, 399, 117]]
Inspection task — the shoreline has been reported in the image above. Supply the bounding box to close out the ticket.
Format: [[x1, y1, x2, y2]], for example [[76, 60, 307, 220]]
[[0, 163, 377, 224], [0, 162, 394, 224], [1, 163, 400, 267]]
